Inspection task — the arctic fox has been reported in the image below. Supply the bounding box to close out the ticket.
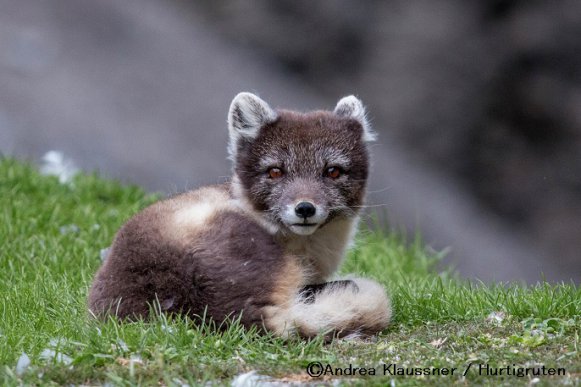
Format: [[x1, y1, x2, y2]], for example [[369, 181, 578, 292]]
[[88, 93, 391, 339]]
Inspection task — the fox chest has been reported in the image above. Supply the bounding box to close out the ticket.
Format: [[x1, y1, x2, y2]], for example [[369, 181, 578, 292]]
[[282, 218, 358, 283]]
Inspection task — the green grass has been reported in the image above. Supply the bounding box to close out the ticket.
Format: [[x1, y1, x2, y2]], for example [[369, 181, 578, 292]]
[[0, 157, 579, 386]]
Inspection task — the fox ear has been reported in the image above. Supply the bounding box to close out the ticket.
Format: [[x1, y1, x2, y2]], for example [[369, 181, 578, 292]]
[[334, 95, 376, 142], [228, 92, 277, 154]]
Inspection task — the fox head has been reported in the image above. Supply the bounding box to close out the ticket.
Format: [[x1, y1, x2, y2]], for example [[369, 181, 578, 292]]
[[228, 92, 375, 236]]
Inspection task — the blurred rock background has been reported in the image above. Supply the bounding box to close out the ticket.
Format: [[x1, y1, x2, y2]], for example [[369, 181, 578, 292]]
[[1, 0, 579, 282]]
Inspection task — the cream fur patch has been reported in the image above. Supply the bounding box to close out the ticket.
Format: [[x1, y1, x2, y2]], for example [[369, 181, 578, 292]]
[[291, 277, 391, 337], [263, 277, 391, 339], [283, 217, 359, 283], [173, 202, 216, 228], [161, 187, 233, 243]]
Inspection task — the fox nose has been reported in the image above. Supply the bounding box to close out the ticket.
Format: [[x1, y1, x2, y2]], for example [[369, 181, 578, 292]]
[[295, 201, 316, 219]]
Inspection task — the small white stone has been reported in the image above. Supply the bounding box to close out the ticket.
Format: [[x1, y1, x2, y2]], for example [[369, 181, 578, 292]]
[[59, 224, 80, 235], [116, 339, 129, 352], [100, 247, 110, 262], [486, 311, 506, 324], [130, 355, 143, 365], [231, 370, 269, 387], [40, 151, 79, 184], [40, 349, 72, 365], [161, 324, 175, 334], [16, 352, 31, 376]]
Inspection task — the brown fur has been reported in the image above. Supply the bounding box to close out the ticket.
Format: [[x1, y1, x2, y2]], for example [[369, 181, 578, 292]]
[[88, 93, 391, 338], [89, 195, 293, 328], [236, 111, 369, 217]]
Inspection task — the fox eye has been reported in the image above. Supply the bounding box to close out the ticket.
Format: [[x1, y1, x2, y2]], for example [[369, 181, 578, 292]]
[[325, 166, 342, 179], [268, 167, 283, 179]]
